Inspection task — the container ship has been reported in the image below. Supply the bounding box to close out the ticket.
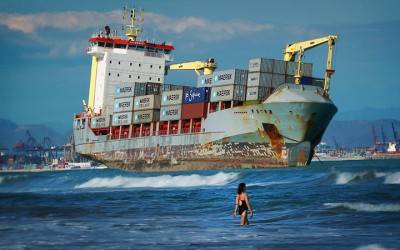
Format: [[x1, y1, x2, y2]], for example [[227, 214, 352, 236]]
[[73, 6, 338, 172]]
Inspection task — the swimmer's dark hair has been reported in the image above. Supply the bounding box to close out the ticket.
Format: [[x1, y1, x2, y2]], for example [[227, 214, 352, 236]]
[[237, 183, 246, 194]]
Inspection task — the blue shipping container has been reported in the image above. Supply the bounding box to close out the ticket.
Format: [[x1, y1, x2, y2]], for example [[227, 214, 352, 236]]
[[300, 76, 312, 85], [182, 87, 210, 104]]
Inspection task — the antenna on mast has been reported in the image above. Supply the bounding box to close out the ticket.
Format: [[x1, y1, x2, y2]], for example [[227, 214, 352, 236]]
[[123, 4, 144, 41]]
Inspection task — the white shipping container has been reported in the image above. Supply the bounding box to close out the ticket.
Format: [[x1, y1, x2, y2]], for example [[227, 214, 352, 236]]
[[133, 110, 160, 124], [134, 95, 161, 110], [247, 72, 273, 87], [161, 90, 183, 106], [210, 85, 246, 102], [115, 83, 135, 98], [91, 115, 110, 129], [113, 97, 134, 113], [112, 112, 132, 126], [197, 74, 214, 87], [246, 86, 272, 101], [160, 105, 182, 121], [197, 69, 248, 87], [248, 58, 274, 73]]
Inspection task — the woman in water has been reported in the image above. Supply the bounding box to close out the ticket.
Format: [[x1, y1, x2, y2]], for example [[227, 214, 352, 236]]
[[233, 183, 253, 225]]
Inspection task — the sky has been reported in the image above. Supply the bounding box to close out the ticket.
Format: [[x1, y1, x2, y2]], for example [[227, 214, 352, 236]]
[[0, 0, 399, 132]]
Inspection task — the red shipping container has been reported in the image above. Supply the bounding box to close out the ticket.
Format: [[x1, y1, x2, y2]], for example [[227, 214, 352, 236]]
[[181, 103, 208, 119]]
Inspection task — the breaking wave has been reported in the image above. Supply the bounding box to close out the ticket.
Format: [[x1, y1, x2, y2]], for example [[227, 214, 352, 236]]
[[334, 171, 400, 185], [0, 175, 27, 184], [384, 172, 400, 184], [75, 172, 238, 189], [356, 244, 392, 250], [325, 202, 400, 212]]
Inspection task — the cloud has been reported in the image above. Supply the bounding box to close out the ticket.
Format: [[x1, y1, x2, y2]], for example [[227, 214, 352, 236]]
[[0, 10, 121, 34], [145, 12, 274, 38], [0, 10, 277, 58], [0, 10, 275, 38]]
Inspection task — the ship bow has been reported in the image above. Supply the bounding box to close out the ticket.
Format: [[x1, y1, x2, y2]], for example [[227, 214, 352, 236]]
[[263, 84, 337, 166]]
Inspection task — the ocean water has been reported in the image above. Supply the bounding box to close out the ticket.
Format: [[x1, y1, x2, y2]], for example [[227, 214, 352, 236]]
[[1, 160, 399, 249]]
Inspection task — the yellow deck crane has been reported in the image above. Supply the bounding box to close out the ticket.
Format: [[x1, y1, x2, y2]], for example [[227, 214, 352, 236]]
[[165, 58, 217, 75], [283, 35, 338, 96]]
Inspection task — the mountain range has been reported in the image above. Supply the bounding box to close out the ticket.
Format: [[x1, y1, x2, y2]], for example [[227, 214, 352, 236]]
[[1, 107, 399, 151]]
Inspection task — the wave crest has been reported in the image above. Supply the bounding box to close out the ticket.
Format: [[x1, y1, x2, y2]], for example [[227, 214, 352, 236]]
[[384, 172, 400, 184], [334, 171, 400, 185], [75, 172, 238, 189], [325, 202, 400, 212]]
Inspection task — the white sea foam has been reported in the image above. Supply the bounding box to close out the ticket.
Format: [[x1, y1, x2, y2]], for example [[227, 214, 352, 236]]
[[325, 202, 400, 212], [384, 172, 400, 184], [356, 244, 393, 250], [75, 172, 238, 189], [335, 172, 365, 184]]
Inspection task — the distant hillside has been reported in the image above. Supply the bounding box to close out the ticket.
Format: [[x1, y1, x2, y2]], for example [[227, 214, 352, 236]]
[[0, 119, 71, 150], [1, 118, 399, 152]]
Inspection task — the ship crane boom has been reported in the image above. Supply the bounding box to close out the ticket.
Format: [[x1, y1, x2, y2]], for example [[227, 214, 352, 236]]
[[283, 35, 338, 96], [165, 58, 217, 76]]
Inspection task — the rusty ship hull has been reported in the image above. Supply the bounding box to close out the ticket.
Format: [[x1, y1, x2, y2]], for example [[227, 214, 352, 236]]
[[74, 84, 337, 172]]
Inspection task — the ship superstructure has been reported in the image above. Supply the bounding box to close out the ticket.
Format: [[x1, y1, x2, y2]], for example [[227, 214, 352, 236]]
[[73, 6, 338, 172]]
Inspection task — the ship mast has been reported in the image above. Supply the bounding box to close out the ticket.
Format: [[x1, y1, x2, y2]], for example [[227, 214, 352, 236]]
[[124, 5, 144, 41]]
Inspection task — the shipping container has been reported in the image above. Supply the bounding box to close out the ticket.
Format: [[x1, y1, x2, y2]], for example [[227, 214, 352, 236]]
[[160, 105, 182, 121], [112, 112, 132, 126], [246, 86, 273, 101], [132, 110, 160, 124], [146, 82, 161, 95], [300, 76, 312, 85], [197, 74, 213, 87], [182, 87, 210, 104], [197, 69, 248, 87], [272, 74, 286, 87], [301, 63, 313, 77], [134, 95, 161, 110], [285, 74, 295, 83], [248, 58, 274, 73], [160, 84, 187, 92], [273, 60, 286, 74], [113, 97, 134, 113], [115, 83, 135, 98], [210, 85, 246, 102], [91, 115, 110, 129], [134, 82, 147, 96], [161, 90, 183, 106], [181, 103, 208, 120], [247, 72, 273, 87], [312, 77, 325, 89], [286, 61, 313, 77]]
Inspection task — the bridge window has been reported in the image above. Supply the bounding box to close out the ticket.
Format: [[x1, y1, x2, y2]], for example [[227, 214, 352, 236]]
[[114, 44, 126, 49]]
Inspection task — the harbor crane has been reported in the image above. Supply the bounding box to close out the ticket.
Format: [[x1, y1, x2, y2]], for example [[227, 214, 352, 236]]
[[283, 35, 338, 96], [165, 58, 217, 76]]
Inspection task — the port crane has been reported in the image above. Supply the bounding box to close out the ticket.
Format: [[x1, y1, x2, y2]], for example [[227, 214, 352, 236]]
[[283, 35, 338, 96], [165, 58, 217, 76]]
